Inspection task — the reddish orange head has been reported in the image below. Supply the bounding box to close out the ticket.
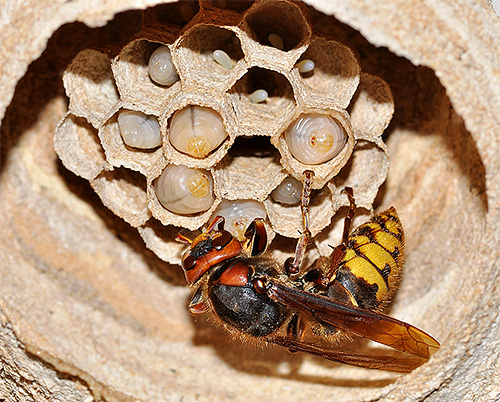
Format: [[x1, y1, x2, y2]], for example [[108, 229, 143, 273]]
[[176, 216, 243, 286]]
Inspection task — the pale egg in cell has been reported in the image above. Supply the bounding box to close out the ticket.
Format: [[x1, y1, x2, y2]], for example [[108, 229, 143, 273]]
[[249, 89, 268, 103], [169, 106, 228, 158], [117, 110, 162, 149], [155, 165, 215, 215], [296, 59, 315, 74], [270, 177, 302, 206], [213, 49, 233, 70], [285, 114, 347, 165], [212, 199, 267, 241], [148, 45, 179, 86], [268, 33, 284, 50]]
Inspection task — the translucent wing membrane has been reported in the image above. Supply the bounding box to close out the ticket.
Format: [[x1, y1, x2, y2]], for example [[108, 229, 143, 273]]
[[268, 281, 440, 359], [270, 337, 427, 372]]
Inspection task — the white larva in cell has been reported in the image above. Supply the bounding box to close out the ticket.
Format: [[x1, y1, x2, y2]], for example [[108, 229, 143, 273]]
[[271, 177, 302, 206], [117, 110, 162, 149], [285, 114, 347, 165], [268, 33, 284, 50], [212, 200, 267, 241], [148, 46, 179, 86], [297, 59, 315, 74], [169, 106, 228, 158], [154, 165, 215, 215], [213, 50, 233, 70], [249, 89, 268, 103]]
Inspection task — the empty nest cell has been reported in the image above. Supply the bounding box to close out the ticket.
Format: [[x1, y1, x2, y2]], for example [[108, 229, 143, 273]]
[[54, 114, 108, 181], [63, 49, 120, 129], [91, 168, 150, 228]]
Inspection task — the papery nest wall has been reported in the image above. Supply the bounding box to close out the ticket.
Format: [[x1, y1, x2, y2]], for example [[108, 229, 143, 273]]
[[54, 0, 392, 266], [0, 1, 499, 402]]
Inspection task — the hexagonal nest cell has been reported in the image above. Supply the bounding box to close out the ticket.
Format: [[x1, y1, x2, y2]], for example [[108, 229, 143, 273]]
[[1, 0, 498, 401]]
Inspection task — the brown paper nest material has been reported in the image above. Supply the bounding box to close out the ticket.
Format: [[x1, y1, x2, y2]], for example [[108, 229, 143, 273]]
[[1, 0, 499, 401], [55, 0, 386, 246]]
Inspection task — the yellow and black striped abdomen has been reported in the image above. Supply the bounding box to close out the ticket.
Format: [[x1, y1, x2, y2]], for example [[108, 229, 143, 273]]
[[334, 207, 405, 310]]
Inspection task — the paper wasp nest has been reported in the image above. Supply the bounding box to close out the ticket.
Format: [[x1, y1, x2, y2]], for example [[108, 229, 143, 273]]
[[55, 0, 394, 264]]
